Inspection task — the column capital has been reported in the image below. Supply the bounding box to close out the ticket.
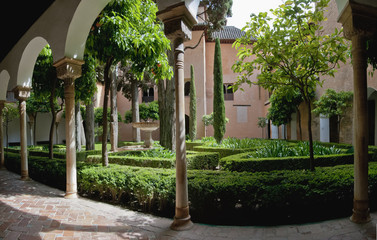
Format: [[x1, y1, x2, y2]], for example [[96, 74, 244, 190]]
[[12, 86, 31, 101], [157, 2, 198, 42], [53, 57, 84, 80], [164, 18, 193, 41], [338, 2, 377, 39]]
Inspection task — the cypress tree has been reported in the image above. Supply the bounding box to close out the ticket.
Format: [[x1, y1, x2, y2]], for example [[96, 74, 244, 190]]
[[213, 38, 226, 143], [189, 65, 197, 141]]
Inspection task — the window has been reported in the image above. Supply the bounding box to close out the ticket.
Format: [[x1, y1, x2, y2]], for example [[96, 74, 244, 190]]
[[142, 87, 154, 103], [184, 82, 191, 96], [223, 83, 234, 101], [6, 91, 17, 103]]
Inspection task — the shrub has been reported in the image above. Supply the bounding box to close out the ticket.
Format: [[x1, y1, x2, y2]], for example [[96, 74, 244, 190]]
[[193, 145, 255, 158], [7, 148, 377, 226], [86, 151, 219, 170], [220, 152, 361, 172], [86, 155, 175, 168]]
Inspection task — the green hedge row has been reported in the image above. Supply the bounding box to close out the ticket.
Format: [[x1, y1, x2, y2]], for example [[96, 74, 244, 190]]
[[6, 150, 377, 225], [86, 151, 219, 170], [192, 146, 255, 158], [4, 148, 101, 162], [87, 155, 174, 168], [219, 152, 370, 172], [67, 161, 377, 225]]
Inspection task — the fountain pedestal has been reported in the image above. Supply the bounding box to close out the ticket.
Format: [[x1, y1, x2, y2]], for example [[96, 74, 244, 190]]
[[132, 122, 159, 148]]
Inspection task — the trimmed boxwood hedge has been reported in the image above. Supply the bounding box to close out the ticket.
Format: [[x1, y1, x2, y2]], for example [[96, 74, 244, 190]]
[[5, 148, 101, 162], [5, 149, 377, 225], [86, 151, 219, 170], [192, 146, 255, 158], [186, 141, 205, 150], [219, 152, 371, 172]]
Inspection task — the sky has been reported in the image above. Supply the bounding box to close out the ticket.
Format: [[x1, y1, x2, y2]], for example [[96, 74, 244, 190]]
[[226, 0, 284, 29]]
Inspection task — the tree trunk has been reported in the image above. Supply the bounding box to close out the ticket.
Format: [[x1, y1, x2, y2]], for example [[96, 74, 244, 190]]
[[102, 57, 113, 166], [49, 78, 57, 159], [33, 114, 37, 145], [131, 80, 140, 142], [75, 101, 82, 152], [85, 96, 95, 150], [306, 100, 315, 171], [110, 67, 118, 152], [158, 49, 176, 151]]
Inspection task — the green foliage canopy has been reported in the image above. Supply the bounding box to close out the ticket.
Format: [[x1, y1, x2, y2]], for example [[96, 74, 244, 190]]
[[313, 89, 353, 118], [124, 101, 159, 123], [86, 0, 172, 81], [267, 87, 307, 126], [232, 0, 349, 99]]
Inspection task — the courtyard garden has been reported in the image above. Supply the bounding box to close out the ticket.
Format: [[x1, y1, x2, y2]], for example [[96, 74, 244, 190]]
[[4, 137, 377, 226]]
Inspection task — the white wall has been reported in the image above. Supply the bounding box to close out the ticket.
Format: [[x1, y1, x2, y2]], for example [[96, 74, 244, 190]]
[[320, 115, 330, 142], [3, 112, 66, 146]]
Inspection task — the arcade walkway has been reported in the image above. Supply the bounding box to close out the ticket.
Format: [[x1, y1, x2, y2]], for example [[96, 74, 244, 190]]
[[0, 169, 375, 240]]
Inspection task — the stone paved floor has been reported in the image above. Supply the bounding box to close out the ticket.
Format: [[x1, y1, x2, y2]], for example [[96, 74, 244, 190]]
[[0, 169, 376, 240]]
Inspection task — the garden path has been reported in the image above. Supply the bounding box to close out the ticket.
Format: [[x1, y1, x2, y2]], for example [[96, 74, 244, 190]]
[[0, 169, 375, 240]]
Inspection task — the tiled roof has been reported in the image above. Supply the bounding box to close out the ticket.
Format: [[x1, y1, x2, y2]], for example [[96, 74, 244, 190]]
[[211, 26, 246, 41]]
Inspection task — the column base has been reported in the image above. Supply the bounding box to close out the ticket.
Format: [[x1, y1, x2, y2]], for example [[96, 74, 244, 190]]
[[21, 170, 31, 181], [20, 176, 31, 181], [170, 207, 193, 231], [350, 199, 371, 223], [64, 192, 78, 199], [170, 215, 193, 231]]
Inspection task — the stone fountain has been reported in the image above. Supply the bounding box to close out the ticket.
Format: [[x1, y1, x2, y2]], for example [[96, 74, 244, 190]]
[[132, 122, 159, 148]]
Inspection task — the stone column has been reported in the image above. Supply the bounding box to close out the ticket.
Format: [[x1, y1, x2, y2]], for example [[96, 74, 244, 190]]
[[53, 57, 84, 199], [156, 0, 199, 230], [172, 36, 193, 230], [164, 19, 194, 231], [350, 34, 370, 223], [0, 100, 5, 169], [338, 2, 377, 223], [13, 86, 31, 180]]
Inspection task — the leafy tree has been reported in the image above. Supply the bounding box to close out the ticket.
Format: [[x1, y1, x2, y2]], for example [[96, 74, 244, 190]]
[[313, 89, 353, 142], [26, 92, 50, 145], [124, 101, 159, 123], [232, 0, 349, 170], [202, 112, 229, 126], [185, 0, 233, 51], [267, 86, 308, 140], [189, 65, 197, 141], [77, 54, 98, 150], [257, 117, 267, 139], [200, 0, 233, 33], [86, 0, 172, 166], [117, 63, 156, 142], [213, 38, 226, 143], [32, 45, 63, 159], [2, 103, 19, 149]]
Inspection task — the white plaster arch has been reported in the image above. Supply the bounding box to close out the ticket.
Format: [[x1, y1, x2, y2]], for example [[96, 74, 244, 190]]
[[64, 0, 111, 60], [0, 70, 10, 100], [17, 37, 49, 87]]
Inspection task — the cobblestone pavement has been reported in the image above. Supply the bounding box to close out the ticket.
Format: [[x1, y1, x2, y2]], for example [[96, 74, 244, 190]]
[[0, 169, 376, 240]]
